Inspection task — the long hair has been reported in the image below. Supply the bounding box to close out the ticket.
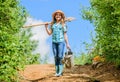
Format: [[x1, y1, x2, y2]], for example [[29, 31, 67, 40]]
[[51, 10, 66, 27]]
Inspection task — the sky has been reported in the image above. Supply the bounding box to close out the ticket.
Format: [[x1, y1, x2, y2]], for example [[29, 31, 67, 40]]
[[20, 0, 95, 63]]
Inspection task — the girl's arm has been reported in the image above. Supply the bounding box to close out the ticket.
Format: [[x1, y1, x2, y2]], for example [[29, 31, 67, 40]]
[[45, 23, 52, 35], [64, 32, 70, 49]]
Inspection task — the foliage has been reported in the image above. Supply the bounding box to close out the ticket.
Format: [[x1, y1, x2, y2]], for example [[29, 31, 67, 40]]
[[74, 52, 93, 65], [74, 36, 96, 65], [82, 0, 120, 66], [0, 0, 39, 81], [18, 28, 40, 65], [93, 55, 105, 62]]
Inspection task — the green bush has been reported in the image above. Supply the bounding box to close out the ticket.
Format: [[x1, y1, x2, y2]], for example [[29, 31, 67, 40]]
[[81, 0, 120, 66], [74, 52, 93, 65], [0, 0, 39, 81]]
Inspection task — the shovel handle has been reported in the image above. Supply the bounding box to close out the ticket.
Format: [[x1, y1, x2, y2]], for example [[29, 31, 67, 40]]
[[23, 22, 51, 28], [23, 17, 75, 28]]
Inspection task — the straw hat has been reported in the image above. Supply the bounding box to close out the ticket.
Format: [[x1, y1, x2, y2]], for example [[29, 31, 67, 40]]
[[52, 10, 65, 19]]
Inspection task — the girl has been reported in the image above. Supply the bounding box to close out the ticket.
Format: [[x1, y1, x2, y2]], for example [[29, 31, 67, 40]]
[[45, 10, 70, 77]]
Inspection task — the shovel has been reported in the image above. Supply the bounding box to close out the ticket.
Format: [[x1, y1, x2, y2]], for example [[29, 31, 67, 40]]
[[23, 17, 75, 28]]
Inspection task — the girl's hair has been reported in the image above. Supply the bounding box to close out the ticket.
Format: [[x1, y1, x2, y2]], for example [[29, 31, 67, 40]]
[[51, 10, 66, 27]]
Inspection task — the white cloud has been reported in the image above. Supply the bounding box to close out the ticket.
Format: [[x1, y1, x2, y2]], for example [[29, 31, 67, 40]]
[[25, 17, 50, 58]]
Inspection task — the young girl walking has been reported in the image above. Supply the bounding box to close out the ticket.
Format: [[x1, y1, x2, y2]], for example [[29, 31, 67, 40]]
[[45, 10, 70, 77]]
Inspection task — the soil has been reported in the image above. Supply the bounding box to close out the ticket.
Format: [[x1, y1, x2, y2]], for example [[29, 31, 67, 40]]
[[19, 63, 120, 82]]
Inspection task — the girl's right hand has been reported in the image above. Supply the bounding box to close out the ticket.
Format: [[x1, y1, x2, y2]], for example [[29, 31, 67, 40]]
[[45, 23, 49, 28]]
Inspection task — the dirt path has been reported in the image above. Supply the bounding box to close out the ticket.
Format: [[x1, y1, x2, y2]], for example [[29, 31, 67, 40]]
[[19, 64, 120, 82]]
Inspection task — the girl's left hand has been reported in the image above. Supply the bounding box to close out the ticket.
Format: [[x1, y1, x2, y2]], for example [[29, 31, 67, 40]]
[[66, 44, 71, 50]]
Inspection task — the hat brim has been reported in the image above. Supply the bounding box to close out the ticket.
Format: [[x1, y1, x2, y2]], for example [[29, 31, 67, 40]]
[[52, 10, 65, 19]]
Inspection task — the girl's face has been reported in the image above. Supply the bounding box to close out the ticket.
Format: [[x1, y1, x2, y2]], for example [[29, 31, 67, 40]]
[[55, 12, 62, 22]]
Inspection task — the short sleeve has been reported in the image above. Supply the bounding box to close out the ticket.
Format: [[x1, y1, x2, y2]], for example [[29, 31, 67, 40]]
[[50, 25, 53, 31], [63, 25, 67, 33]]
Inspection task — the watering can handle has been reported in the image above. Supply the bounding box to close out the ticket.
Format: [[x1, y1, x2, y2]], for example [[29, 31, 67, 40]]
[[66, 48, 72, 55], [67, 48, 71, 52]]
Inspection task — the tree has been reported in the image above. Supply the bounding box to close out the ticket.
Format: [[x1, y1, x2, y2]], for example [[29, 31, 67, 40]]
[[0, 0, 39, 81], [82, 0, 120, 66]]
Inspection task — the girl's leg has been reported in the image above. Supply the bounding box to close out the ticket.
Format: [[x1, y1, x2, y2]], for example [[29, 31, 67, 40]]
[[57, 42, 65, 76], [52, 43, 59, 75]]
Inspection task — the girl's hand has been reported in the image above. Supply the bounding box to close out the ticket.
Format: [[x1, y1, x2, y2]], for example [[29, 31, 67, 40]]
[[45, 23, 49, 28], [66, 44, 71, 50], [45, 23, 52, 35]]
